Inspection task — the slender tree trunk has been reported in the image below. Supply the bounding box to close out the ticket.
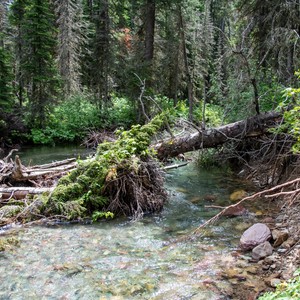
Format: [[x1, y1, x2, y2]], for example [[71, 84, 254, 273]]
[[144, 0, 155, 62], [178, 6, 194, 122], [233, 50, 260, 115]]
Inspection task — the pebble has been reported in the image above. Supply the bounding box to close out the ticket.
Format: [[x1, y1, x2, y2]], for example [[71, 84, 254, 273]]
[[277, 248, 287, 254], [264, 255, 277, 264], [270, 278, 281, 287]]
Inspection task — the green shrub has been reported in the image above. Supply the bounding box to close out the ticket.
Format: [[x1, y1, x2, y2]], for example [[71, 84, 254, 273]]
[[194, 103, 224, 127], [258, 269, 300, 300], [104, 96, 136, 128], [271, 71, 300, 153], [30, 93, 101, 144]]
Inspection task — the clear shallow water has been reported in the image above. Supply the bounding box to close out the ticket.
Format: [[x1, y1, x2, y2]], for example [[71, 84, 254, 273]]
[[0, 158, 255, 300]]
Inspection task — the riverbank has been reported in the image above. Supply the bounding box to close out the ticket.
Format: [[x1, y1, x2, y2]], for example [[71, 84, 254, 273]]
[[228, 155, 300, 299]]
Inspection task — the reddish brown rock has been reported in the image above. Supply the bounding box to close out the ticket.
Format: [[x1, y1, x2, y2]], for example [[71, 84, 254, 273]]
[[222, 204, 248, 217], [240, 223, 271, 251]]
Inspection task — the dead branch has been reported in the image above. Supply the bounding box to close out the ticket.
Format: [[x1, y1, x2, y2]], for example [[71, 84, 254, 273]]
[[1, 154, 78, 186], [193, 177, 300, 235], [31, 158, 76, 169], [162, 162, 189, 170], [3, 149, 18, 163], [0, 187, 54, 194]]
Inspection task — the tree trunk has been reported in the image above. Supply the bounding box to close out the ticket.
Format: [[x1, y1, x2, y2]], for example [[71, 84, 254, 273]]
[[155, 111, 281, 160], [178, 6, 194, 122], [144, 0, 155, 62]]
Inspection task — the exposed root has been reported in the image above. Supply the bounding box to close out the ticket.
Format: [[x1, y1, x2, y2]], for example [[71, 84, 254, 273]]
[[103, 159, 167, 220]]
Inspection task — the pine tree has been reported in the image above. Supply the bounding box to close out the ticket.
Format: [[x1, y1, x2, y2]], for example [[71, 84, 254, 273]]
[[239, 0, 300, 84], [9, 0, 29, 107], [54, 0, 87, 96], [92, 0, 111, 108], [0, 1, 13, 112], [22, 0, 60, 127], [0, 48, 13, 112]]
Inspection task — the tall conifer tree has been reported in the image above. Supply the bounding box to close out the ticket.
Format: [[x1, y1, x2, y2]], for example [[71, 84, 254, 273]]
[[0, 1, 13, 112], [54, 0, 86, 96], [22, 0, 60, 127]]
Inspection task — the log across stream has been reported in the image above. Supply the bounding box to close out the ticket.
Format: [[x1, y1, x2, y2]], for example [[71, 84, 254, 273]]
[[0, 111, 283, 225]]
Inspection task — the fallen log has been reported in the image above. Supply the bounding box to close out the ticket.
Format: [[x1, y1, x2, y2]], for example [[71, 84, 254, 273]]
[[0, 187, 54, 198], [0, 187, 54, 194], [1, 155, 78, 184], [30, 158, 76, 169], [155, 111, 282, 160]]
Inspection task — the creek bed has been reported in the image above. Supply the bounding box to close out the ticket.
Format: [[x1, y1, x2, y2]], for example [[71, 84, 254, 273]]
[[0, 156, 258, 300]]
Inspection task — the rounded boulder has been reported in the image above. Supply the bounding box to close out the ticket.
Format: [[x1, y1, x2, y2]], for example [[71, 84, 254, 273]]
[[240, 223, 271, 251]]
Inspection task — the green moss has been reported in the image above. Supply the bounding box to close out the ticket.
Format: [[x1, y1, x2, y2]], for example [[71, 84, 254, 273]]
[[0, 205, 22, 218], [46, 112, 170, 220], [258, 269, 300, 300], [0, 236, 19, 252]]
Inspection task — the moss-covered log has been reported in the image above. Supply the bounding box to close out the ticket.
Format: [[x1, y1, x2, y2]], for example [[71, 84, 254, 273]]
[[44, 113, 169, 220]]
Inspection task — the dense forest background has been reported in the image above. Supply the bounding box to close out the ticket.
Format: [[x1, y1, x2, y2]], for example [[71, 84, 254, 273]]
[[0, 0, 299, 146]]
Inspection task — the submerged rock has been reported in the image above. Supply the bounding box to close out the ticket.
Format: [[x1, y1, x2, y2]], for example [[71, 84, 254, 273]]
[[252, 241, 273, 260], [230, 190, 247, 202], [240, 223, 271, 251], [222, 204, 248, 217]]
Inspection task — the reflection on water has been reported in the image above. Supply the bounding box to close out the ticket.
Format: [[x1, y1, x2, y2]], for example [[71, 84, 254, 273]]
[[0, 161, 254, 299]]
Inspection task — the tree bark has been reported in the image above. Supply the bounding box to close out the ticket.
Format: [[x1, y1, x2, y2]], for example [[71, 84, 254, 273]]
[[0, 187, 54, 199], [178, 6, 194, 122], [155, 111, 281, 160], [144, 0, 155, 62]]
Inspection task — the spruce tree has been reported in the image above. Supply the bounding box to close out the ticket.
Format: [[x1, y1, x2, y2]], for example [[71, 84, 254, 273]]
[[54, 0, 86, 96], [22, 0, 60, 127], [9, 0, 29, 107], [0, 1, 13, 112], [0, 47, 13, 112]]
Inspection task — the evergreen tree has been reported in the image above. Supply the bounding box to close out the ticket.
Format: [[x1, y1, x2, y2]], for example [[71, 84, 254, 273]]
[[0, 47, 13, 112], [22, 0, 60, 127], [87, 0, 111, 110], [9, 0, 29, 107], [54, 0, 87, 96], [239, 0, 300, 84], [0, 1, 13, 112]]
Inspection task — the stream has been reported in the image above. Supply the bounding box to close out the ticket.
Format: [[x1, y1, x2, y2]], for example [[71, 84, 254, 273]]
[[1, 147, 259, 300]]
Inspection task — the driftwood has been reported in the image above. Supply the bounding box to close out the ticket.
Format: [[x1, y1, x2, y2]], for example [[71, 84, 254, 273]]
[[0, 154, 77, 187], [155, 111, 282, 160], [162, 162, 189, 170], [0, 187, 54, 200], [0, 154, 77, 193]]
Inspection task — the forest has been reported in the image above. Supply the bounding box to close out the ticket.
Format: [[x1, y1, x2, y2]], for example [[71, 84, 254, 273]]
[[0, 0, 299, 146], [0, 0, 300, 299]]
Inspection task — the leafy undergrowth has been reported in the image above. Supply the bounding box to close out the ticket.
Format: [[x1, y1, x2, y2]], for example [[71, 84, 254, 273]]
[[258, 269, 300, 300], [43, 112, 170, 221]]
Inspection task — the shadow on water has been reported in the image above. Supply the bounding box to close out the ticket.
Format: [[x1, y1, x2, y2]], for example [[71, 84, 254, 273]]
[[1, 149, 259, 300]]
